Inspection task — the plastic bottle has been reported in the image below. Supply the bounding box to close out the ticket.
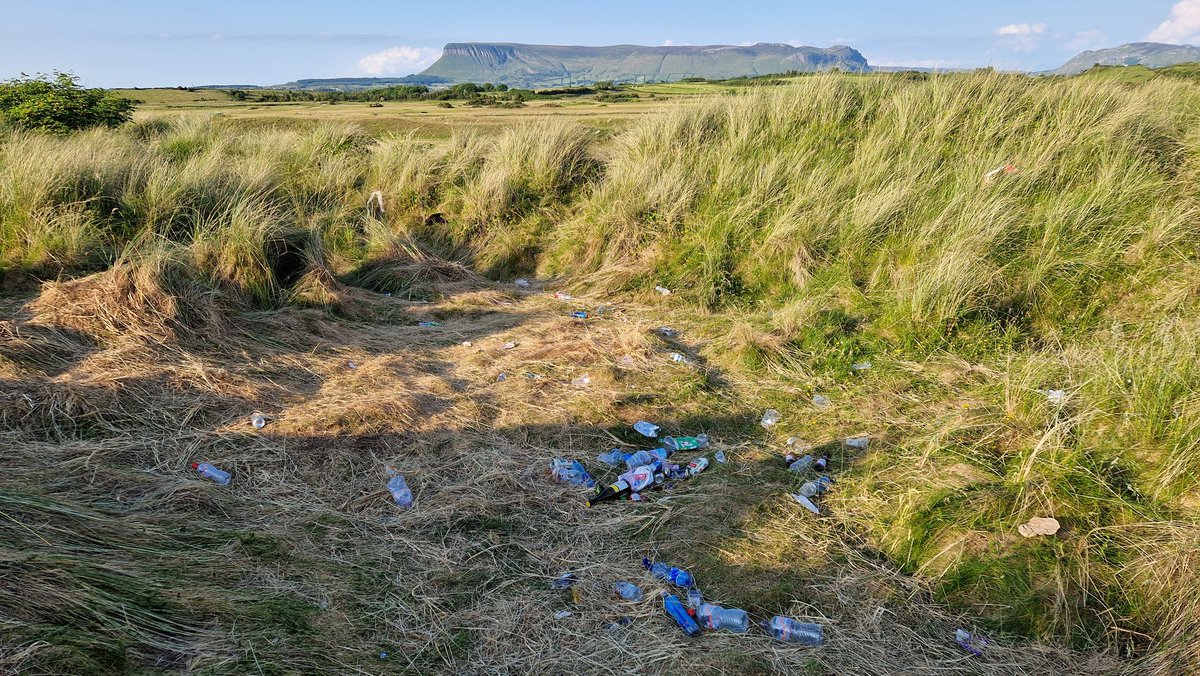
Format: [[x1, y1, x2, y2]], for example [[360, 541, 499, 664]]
[[571, 311, 588, 319], [697, 604, 750, 633], [714, 450, 727, 464], [654, 285, 672, 295], [662, 435, 709, 452], [551, 459, 595, 488], [624, 448, 668, 469], [788, 454, 814, 472], [765, 616, 823, 645], [250, 413, 266, 429], [663, 594, 701, 636], [761, 409, 781, 428], [851, 361, 872, 372], [798, 475, 833, 498], [192, 462, 230, 485], [418, 321, 440, 327], [845, 435, 869, 450], [385, 469, 413, 507], [633, 421, 660, 438], [685, 457, 709, 477], [812, 394, 831, 409], [597, 449, 626, 466], [615, 581, 644, 601], [686, 587, 703, 609], [619, 465, 662, 492], [643, 557, 695, 588], [514, 278, 530, 288]]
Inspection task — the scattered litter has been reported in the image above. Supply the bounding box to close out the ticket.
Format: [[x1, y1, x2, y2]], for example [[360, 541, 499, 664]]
[[956, 628, 988, 656], [571, 374, 591, 387], [633, 421, 660, 438], [629, 492, 644, 501], [615, 581, 644, 601], [367, 190, 385, 217], [654, 285, 672, 295], [851, 361, 872, 372], [812, 394, 831, 409], [697, 604, 750, 633], [686, 587, 703, 609], [192, 462, 231, 485], [1018, 516, 1060, 538], [462, 341, 473, 347], [597, 449, 626, 466], [814, 454, 829, 471], [657, 326, 677, 338], [552, 291, 573, 301], [787, 454, 814, 471], [760, 409, 781, 429], [644, 557, 695, 588], [685, 457, 709, 476], [785, 436, 803, 448], [250, 413, 266, 429], [791, 493, 819, 514], [571, 311, 588, 319], [418, 321, 440, 328], [384, 292, 392, 297], [663, 594, 702, 636], [550, 458, 595, 488], [385, 467, 413, 508], [1038, 389, 1067, 406], [625, 448, 668, 469], [663, 434, 708, 452], [607, 617, 633, 633], [496, 372, 507, 381], [503, 341, 517, 350], [514, 278, 530, 288], [670, 352, 687, 364], [714, 450, 727, 464], [347, 361, 358, 370], [551, 572, 578, 590], [378, 651, 389, 660], [983, 163, 1017, 183], [524, 372, 542, 380], [765, 616, 823, 645], [798, 475, 833, 498], [554, 610, 573, 620], [845, 435, 869, 450]]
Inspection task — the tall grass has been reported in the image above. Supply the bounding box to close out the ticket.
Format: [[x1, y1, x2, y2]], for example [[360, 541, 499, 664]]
[[2, 71, 1199, 662]]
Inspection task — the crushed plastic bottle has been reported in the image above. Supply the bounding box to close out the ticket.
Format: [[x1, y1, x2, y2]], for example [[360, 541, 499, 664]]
[[662, 435, 708, 452], [798, 475, 833, 498], [550, 458, 595, 488], [812, 394, 831, 409], [633, 421, 660, 438], [955, 628, 988, 656], [686, 587, 703, 609], [654, 285, 672, 295], [792, 492, 819, 514], [619, 465, 661, 492], [788, 454, 814, 472], [418, 321, 440, 328], [644, 557, 695, 588], [851, 361, 872, 372], [347, 361, 358, 370], [845, 435, 869, 450], [625, 448, 668, 470], [250, 413, 266, 429], [503, 341, 517, 350], [685, 457, 709, 477], [615, 581, 644, 601], [571, 311, 588, 319], [572, 374, 591, 387], [514, 278, 531, 288], [597, 449, 626, 466], [192, 462, 231, 485], [765, 616, 823, 645], [657, 326, 677, 338], [554, 610, 572, 620], [496, 372, 507, 381], [697, 604, 750, 633], [760, 409, 781, 428], [663, 594, 701, 636], [385, 467, 413, 508], [714, 450, 727, 464]]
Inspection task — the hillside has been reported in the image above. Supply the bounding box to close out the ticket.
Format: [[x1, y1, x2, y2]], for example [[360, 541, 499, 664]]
[[1050, 41, 1200, 75], [417, 42, 869, 87], [2, 73, 1200, 673]]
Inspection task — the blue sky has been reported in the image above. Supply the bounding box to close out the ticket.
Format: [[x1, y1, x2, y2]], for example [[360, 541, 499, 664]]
[[1, 0, 1199, 86]]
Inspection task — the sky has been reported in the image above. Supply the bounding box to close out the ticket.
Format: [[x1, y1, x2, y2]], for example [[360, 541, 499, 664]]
[[1, 0, 1199, 87]]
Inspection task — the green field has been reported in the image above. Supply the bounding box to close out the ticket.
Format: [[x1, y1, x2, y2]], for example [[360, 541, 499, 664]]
[[3, 71, 1200, 673]]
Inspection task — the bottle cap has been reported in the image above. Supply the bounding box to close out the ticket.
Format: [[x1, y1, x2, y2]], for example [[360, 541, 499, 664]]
[[190, 462, 199, 470]]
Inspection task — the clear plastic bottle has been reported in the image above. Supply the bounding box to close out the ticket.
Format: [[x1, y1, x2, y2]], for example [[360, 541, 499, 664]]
[[765, 616, 823, 645], [597, 449, 626, 466], [614, 581, 644, 601], [798, 475, 833, 498], [386, 469, 413, 508], [250, 413, 266, 429], [761, 409, 781, 428], [697, 604, 750, 633], [686, 587, 703, 609], [644, 557, 695, 588], [550, 458, 595, 488], [625, 448, 667, 469], [633, 421, 660, 438], [662, 435, 709, 452], [192, 462, 230, 485], [788, 454, 814, 472]]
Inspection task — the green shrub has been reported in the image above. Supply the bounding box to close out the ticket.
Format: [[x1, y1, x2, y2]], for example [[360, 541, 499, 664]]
[[0, 72, 134, 134]]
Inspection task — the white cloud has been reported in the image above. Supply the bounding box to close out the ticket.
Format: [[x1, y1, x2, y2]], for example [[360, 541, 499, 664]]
[[994, 22, 1048, 52], [356, 46, 440, 76], [1148, 0, 1200, 44], [1064, 29, 1108, 52]]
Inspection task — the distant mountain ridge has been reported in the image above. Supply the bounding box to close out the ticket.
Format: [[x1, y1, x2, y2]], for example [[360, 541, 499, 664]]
[[1050, 42, 1200, 75], [416, 42, 869, 87]]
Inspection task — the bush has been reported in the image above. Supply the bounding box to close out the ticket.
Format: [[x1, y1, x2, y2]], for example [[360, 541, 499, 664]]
[[0, 72, 134, 134]]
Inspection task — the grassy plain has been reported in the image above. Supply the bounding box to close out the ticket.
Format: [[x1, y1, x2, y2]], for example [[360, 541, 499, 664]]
[[3, 71, 1199, 673]]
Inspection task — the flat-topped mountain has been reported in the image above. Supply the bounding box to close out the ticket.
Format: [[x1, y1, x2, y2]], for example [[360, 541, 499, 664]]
[[1050, 42, 1200, 75], [417, 42, 869, 87]]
